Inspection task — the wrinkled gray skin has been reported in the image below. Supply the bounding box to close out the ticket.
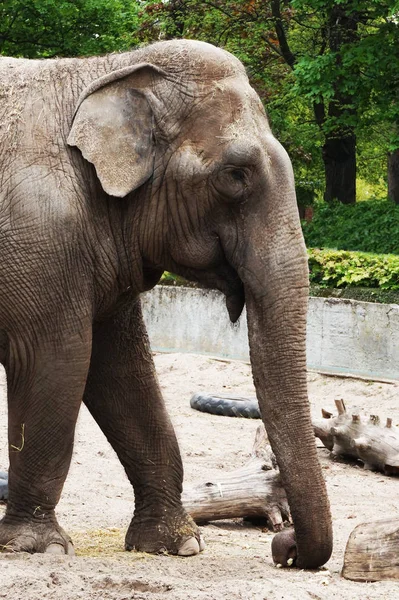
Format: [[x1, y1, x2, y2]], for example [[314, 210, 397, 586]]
[[0, 40, 332, 568]]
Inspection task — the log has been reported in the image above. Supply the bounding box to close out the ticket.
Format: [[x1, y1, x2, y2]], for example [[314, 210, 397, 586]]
[[0, 426, 289, 530], [313, 399, 399, 474], [343, 519, 399, 581], [182, 425, 290, 532]]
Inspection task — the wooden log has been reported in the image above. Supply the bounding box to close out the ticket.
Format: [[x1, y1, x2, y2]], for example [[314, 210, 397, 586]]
[[313, 400, 399, 474], [182, 425, 290, 532], [343, 519, 399, 581]]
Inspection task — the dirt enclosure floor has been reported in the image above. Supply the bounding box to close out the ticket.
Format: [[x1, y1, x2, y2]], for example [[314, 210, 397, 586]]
[[0, 352, 399, 600]]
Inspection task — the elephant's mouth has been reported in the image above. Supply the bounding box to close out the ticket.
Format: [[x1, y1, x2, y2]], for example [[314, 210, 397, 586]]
[[167, 262, 245, 323], [225, 285, 245, 322], [203, 269, 245, 322]]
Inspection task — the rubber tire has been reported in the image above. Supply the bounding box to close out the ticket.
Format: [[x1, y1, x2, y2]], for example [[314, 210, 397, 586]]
[[190, 393, 260, 419], [0, 471, 8, 501]]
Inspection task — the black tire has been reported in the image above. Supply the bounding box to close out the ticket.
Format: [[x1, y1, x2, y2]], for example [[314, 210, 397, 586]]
[[0, 471, 8, 501], [190, 393, 260, 419]]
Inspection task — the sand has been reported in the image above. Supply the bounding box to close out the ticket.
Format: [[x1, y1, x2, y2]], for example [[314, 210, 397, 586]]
[[0, 352, 398, 600]]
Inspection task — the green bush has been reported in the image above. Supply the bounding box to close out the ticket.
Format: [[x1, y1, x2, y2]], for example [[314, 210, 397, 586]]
[[160, 272, 198, 287], [302, 200, 399, 255], [161, 248, 399, 299], [308, 248, 399, 290], [295, 179, 323, 209]]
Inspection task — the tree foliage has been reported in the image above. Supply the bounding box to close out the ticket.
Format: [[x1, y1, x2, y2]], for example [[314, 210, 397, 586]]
[[292, 1, 399, 158], [0, 0, 140, 58]]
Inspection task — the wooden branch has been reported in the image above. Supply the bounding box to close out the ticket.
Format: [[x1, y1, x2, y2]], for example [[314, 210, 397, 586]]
[[182, 425, 290, 532], [343, 519, 399, 581], [271, 0, 296, 68], [313, 399, 399, 474]]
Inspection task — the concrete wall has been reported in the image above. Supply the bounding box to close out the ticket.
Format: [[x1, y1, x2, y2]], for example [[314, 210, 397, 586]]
[[142, 286, 399, 381]]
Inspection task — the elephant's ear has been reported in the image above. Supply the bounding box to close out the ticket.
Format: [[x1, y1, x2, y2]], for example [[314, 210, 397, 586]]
[[67, 63, 165, 198]]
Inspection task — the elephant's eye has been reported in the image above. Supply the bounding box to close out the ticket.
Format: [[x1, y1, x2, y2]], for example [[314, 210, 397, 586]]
[[230, 168, 247, 183], [214, 166, 252, 203]]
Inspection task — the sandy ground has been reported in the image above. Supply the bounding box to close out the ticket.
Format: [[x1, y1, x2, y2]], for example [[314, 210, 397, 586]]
[[0, 352, 398, 600]]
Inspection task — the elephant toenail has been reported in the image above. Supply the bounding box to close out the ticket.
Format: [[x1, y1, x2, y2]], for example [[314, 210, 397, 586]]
[[67, 542, 75, 556], [45, 543, 65, 554], [178, 538, 200, 556], [199, 536, 206, 552]]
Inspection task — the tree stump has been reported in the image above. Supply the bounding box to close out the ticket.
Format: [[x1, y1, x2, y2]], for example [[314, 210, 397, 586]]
[[313, 399, 399, 474], [182, 425, 290, 531], [343, 519, 399, 581]]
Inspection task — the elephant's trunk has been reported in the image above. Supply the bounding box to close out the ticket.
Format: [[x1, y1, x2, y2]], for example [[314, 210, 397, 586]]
[[241, 215, 333, 568]]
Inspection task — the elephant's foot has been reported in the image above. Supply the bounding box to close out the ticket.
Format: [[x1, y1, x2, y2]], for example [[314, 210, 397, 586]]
[[0, 513, 74, 555], [125, 507, 205, 556]]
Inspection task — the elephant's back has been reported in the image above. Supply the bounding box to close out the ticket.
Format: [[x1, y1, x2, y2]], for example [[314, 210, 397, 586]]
[[0, 58, 31, 159], [0, 58, 79, 199], [0, 58, 57, 168]]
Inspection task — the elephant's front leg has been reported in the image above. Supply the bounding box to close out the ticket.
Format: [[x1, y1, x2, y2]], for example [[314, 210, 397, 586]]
[[0, 320, 92, 554], [83, 295, 203, 556]]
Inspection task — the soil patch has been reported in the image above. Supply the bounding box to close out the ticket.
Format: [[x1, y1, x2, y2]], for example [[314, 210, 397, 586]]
[[0, 353, 398, 599]]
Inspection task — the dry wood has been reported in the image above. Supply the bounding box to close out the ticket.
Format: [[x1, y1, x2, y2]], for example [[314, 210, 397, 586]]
[[313, 399, 399, 474], [343, 519, 399, 581], [182, 425, 290, 532]]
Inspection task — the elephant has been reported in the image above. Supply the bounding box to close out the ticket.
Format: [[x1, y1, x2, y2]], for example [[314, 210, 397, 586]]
[[0, 39, 332, 568]]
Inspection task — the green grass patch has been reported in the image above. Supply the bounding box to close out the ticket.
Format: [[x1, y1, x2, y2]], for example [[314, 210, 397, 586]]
[[302, 200, 399, 255], [160, 272, 194, 286]]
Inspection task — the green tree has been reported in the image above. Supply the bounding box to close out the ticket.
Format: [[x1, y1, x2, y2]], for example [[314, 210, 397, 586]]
[[292, 0, 399, 204], [345, 8, 399, 204], [0, 0, 140, 58]]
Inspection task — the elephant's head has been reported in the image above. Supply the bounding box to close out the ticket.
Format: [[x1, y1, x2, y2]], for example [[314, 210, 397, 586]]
[[68, 39, 332, 569]]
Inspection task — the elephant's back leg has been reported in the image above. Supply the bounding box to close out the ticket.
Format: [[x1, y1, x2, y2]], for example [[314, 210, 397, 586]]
[[83, 293, 203, 557]]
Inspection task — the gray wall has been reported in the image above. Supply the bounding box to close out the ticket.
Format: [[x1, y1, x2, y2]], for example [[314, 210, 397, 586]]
[[142, 286, 399, 381]]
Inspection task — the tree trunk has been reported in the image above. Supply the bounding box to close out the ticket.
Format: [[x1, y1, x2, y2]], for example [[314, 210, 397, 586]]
[[318, 6, 359, 205], [323, 134, 356, 204], [388, 149, 399, 204]]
